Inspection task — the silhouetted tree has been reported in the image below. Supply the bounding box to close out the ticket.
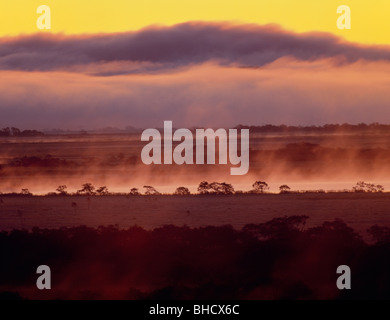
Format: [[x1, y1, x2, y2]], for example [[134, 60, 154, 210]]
[[174, 187, 191, 195], [209, 182, 235, 195], [96, 186, 109, 195], [11, 127, 21, 136], [143, 185, 160, 195], [20, 188, 32, 196], [198, 181, 210, 194], [129, 188, 140, 195], [197, 181, 235, 195], [0, 127, 11, 137], [77, 183, 95, 195], [252, 181, 269, 193], [352, 181, 384, 193], [56, 185, 68, 195], [376, 184, 385, 193], [279, 185, 291, 194]]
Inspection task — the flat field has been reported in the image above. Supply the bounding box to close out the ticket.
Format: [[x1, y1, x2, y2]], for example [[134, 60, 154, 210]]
[[1, 193, 389, 238]]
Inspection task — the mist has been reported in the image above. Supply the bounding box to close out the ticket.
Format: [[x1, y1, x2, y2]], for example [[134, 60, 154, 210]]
[[1, 129, 390, 194]]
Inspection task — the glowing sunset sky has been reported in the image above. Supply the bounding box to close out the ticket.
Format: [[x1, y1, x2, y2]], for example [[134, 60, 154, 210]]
[[1, 0, 389, 45], [0, 1, 390, 130]]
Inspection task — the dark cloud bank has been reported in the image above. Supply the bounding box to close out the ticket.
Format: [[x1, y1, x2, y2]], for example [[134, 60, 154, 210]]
[[1, 22, 390, 74]]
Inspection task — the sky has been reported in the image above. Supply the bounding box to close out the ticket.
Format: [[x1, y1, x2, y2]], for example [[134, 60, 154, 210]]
[[1, 1, 390, 130], [1, 0, 390, 45]]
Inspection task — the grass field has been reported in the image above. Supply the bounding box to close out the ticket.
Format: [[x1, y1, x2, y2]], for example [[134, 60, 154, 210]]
[[1, 193, 389, 240]]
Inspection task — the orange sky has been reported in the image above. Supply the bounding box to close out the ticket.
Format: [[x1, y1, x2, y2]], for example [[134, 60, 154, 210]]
[[0, 0, 389, 45]]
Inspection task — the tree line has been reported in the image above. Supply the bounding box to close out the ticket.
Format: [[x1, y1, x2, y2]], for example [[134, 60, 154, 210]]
[[0, 127, 44, 137], [2, 181, 385, 196], [235, 122, 390, 133]]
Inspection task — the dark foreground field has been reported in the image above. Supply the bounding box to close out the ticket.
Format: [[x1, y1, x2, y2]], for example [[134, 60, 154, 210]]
[[1, 193, 390, 238], [1, 214, 390, 300], [1, 193, 389, 300]]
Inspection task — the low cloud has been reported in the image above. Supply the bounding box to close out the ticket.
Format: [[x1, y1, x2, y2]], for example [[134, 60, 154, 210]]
[[0, 22, 390, 75]]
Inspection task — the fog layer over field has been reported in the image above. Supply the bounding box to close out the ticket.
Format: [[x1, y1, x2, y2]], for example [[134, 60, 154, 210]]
[[1, 129, 390, 194]]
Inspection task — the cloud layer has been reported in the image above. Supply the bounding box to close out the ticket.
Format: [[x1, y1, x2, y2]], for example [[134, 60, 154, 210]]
[[0, 22, 390, 75]]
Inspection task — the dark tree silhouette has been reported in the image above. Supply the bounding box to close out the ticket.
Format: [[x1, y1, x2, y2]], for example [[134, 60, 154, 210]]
[[0, 127, 43, 137], [56, 185, 68, 195], [252, 181, 269, 193], [174, 187, 191, 195], [352, 181, 367, 193], [20, 188, 32, 196], [352, 181, 384, 193], [96, 186, 109, 195], [129, 188, 140, 195], [197, 181, 234, 194], [376, 184, 385, 193], [198, 181, 234, 194], [77, 183, 95, 195], [0, 127, 11, 136], [11, 127, 21, 136], [143, 185, 160, 195], [197, 181, 210, 194], [209, 182, 235, 195], [279, 185, 291, 194]]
